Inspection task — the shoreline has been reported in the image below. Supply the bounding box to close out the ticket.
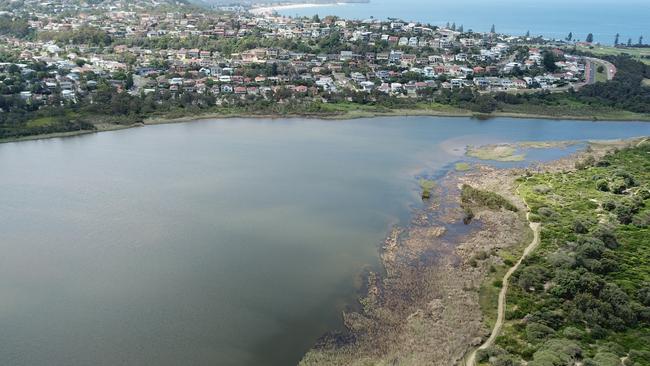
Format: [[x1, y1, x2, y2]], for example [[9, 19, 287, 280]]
[[302, 160, 532, 365], [249, 2, 338, 16], [2, 108, 649, 145], [300, 137, 647, 365]]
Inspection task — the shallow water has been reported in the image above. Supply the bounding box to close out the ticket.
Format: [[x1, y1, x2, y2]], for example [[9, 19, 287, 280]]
[[0, 116, 648, 365]]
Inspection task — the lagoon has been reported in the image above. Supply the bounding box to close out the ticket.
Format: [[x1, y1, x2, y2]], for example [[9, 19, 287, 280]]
[[0, 116, 648, 365]]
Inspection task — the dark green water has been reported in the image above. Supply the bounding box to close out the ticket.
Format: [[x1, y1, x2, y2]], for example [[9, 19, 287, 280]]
[[0, 117, 648, 365]]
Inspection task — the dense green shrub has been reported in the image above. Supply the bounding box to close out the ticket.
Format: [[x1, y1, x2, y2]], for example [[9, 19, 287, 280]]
[[460, 184, 518, 212], [492, 145, 650, 366]]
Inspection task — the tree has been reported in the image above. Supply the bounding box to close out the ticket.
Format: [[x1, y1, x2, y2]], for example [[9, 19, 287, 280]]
[[628, 38, 633, 46], [451, 22, 456, 31], [490, 24, 496, 34], [614, 33, 620, 46], [125, 73, 134, 90], [542, 51, 559, 72], [525, 30, 530, 37], [586, 33, 594, 43], [567, 32, 573, 41], [458, 24, 463, 32], [639, 36, 644, 45]]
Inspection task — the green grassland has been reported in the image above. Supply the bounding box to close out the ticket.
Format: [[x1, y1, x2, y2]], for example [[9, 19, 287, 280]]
[[477, 141, 650, 366], [576, 45, 650, 65]]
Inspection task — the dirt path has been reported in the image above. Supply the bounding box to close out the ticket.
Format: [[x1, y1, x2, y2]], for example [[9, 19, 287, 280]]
[[465, 194, 541, 366]]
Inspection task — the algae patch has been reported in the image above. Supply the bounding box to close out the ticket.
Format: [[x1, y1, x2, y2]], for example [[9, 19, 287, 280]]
[[455, 162, 472, 171], [419, 178, 436, 199], [466, 140, 581, 162], [466, 144, 526, 162]]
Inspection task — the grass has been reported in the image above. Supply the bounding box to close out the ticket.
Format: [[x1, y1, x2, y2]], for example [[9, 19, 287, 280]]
[[575, 45, 650, 65], [595, 65, 608, 83], [497, 100, 650, 121], [25, 116, 57, 128]]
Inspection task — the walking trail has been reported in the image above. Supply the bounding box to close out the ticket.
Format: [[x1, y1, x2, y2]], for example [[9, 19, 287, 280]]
[[465, 192, 541, 366]]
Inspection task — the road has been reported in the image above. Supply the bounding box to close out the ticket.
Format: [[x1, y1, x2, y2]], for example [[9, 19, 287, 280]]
[[585, 57, 617, 84], [465, 193, 541, 366]]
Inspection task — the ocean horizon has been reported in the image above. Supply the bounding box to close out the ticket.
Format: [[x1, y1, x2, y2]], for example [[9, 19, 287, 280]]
[[276, 0, 649, 45]]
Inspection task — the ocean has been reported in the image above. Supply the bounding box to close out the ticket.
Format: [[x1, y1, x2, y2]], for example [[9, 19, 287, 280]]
[[276, 0, 649, 45]]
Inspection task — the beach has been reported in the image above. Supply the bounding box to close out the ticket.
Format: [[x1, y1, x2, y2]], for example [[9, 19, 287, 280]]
[[250, 3, 339, 16]]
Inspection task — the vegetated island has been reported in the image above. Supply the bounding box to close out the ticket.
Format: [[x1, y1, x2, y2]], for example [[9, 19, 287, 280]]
[[300, 137, 650, 366]]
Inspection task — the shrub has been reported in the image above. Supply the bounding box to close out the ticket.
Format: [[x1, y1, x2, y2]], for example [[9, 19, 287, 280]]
[[596, 160, 611, 167], [637, 188, 650, 200], [573, 219, 590, 234], [525, 322, 556, 343], [596, 179, 610, 192], [528, 339, 582, 366], [584, 352, 622, 366], [517, 265, 548, 291], [576, 155, 596, 170], [492, 354, 521, 366], [548, 249, 576, 268], [562, 326, 584, 340], [629, 350, 650, 366], [593, 223, 618, 249], [598, 342, 626, 357], [475, 349, 490, 363], [632, 211, 650, 228], [615, 204, 635, 224], [638, 283, 650, 306], [576, 236, 606, 259], [602, 200, 616, 211], [609, 178, 627, 194], [533, 185, 552, 194], [614, 169, 637, 187], [460, 184, 518, 212], [537, 207, 556, 218], [463, 206, 474, 224]]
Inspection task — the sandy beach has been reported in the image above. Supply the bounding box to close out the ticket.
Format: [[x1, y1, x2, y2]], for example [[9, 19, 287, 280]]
[[250, 3, 339, 16]]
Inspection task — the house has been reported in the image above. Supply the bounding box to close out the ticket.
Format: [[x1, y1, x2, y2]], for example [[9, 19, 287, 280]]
[[350, 72, 366, 83], [514, 79, 528, 88], [450, 78, 464, 88], [401, 54, 417, 67], [61, 89, 75, 100], [359, 81, 375, 91]]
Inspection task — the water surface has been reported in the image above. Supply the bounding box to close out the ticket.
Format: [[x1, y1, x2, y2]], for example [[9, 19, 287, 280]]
[[277, 0, 649, 45], [0, 116, 648, 365]]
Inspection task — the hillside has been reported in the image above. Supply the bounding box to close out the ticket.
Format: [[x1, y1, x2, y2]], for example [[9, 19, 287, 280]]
[[477, 141, 650, 366]]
